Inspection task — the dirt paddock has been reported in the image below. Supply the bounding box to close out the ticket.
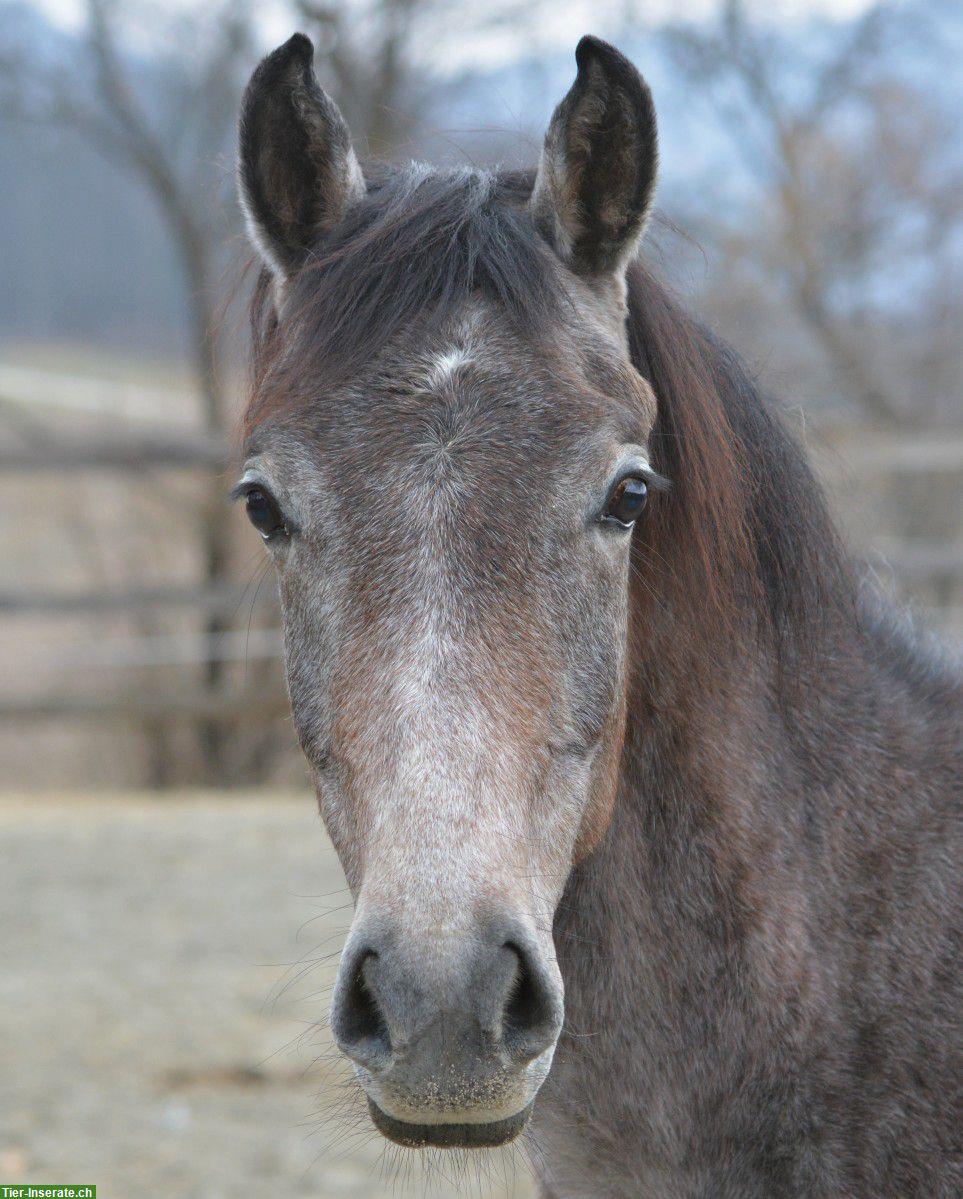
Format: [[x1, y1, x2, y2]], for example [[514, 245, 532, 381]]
[[0, 794, 536, 1198]]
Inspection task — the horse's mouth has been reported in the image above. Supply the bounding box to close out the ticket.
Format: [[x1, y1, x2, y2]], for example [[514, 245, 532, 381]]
[[367, 1098, 534, 1149]]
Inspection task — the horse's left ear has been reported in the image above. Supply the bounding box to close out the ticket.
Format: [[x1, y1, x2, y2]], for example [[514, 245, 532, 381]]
[[530, 36, 658, 282], [238, 33, 365, 281]]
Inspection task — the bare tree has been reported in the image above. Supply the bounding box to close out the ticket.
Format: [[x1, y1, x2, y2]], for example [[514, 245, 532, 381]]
[[294, 0, 448, 155], [662, 0, 962, 425], [0, 0, 256, 780], [294, 0, 538, 158]]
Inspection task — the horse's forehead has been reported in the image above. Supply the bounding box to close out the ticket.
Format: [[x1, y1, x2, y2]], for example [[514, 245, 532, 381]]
[[254, 302, 653, 520], [341, 373, 601, 498]]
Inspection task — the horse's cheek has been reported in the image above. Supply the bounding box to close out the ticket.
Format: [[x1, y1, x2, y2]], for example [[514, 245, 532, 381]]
[[571, 710, 625, 864]]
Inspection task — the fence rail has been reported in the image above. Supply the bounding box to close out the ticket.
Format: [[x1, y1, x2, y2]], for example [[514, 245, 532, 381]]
[[0, 430, 228, 470], [0, 690, 289, 722], [0, 583, 273, 616]]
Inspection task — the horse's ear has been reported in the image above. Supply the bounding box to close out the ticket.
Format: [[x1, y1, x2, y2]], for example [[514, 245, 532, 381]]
[[530, 36, 657, 282], [238, 33, 365, 280]]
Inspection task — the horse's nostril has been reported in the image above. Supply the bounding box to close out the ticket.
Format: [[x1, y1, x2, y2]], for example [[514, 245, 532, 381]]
[[501, 941, 561, 1064], [332, 949, 392, 1071]]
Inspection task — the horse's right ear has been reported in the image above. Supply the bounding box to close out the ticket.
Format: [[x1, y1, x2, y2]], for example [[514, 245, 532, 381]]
[[238, 34, 365, 281]]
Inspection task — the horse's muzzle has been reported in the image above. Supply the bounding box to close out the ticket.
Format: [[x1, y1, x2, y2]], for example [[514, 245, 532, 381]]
[[330, 913, 563, 1144]]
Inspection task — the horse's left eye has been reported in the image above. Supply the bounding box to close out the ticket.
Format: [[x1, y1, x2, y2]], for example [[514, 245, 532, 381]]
[[244, 487, 288, 540], [603, 476, 648, 527]]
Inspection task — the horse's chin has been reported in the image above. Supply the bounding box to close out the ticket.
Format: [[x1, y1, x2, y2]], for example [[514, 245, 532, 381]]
[[367, 1097, 534, 1149]]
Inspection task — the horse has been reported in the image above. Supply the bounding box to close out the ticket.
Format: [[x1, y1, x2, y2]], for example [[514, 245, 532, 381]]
[[234, 33, 961, 1198]]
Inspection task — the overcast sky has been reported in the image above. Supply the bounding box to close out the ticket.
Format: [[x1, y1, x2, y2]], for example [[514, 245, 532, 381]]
[[31, 0, 880, 71]]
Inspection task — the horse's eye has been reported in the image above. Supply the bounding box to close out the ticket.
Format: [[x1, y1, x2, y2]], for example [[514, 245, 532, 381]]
[[244, 487, 288, 540], [603, 476, 648, 527]]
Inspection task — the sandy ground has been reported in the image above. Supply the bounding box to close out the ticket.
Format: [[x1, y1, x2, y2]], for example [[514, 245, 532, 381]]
[[0, 793, 536, 1199]]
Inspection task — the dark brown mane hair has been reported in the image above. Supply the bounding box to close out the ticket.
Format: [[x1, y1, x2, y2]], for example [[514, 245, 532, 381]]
[[624, 258, 852, 660], [246, 166, 852, 663]]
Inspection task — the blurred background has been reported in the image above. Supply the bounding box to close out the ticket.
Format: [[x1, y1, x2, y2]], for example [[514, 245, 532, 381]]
[[0, 0, 959, 1195]]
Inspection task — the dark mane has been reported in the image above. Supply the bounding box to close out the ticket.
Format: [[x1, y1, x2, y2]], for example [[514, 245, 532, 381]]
[[247, 165, 854, 658], [624, 258, 853, 661]]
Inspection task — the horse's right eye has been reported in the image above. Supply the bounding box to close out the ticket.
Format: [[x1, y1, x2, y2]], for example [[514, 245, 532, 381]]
[[244, 487, 288, 540]]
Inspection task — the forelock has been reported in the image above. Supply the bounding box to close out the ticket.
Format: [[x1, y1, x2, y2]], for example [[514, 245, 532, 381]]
[[245, 165, 564, 435]]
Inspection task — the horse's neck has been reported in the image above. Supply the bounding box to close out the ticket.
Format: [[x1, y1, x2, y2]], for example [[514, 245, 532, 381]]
[[537, 644, 825, 1199], [556, 637, 820, 1019], [554, 594, 918, 1022]]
